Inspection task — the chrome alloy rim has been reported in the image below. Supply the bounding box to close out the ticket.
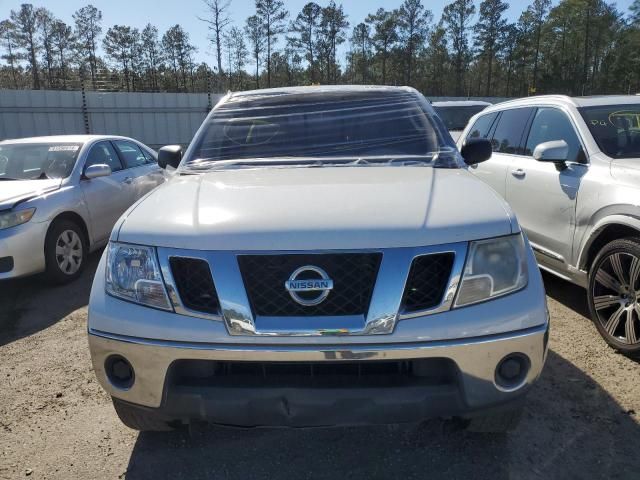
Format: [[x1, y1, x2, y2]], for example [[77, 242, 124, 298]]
[[55, 230, 83, 275], [592, 252, 640, 345]]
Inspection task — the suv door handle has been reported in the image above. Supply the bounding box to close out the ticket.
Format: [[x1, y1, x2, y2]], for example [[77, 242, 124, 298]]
[[511, 169, 526, 178], [122, 176, 133, 184]]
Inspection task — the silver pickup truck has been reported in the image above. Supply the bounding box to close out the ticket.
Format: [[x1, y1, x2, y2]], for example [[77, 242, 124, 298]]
[[88, 86, 549, 433]]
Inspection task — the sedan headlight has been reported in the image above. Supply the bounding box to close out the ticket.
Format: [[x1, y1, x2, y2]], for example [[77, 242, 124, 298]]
[[105, 242, 172, 310], [454, 233, 528, 307], [0, 208, 36, 230]]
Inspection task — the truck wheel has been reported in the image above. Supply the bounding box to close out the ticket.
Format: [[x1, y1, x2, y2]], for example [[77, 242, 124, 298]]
[[112, 397, 175, 432], [44, 219, 87, 284], [588, 238, 640, 354], [463, 407, 523, 433]]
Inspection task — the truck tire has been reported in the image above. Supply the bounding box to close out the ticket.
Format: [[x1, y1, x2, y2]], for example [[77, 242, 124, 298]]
[[588, 238, 640, 355], [112, 397, 175, 432], [44, 219, 87, 284], [463, 407, 523, 433]]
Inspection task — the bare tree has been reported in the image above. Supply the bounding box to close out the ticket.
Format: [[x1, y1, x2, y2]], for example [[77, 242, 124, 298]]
[[319, 1, 349, 84], [255, 0, 288, 87], [51, 20, 74, 89], [141, 24, 162, 90], [103, 25, 138, 91], [10, 4, 40, 89], [73, 5, 102, 89], [289, 2, 322, 83], [244, 14, 265, 88], [36, 8, 56, 88], [350, 23, 371, 84], [198, 0, 231, 80], [442, 0, 476, 95], [397, 0, 432, 85], [366, 8, 398, 85], [0, 20, 20, 88]]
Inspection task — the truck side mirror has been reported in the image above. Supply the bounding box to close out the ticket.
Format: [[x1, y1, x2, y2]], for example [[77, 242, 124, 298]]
[[460, 138, 492, 165], [158, 145, 183, 169]]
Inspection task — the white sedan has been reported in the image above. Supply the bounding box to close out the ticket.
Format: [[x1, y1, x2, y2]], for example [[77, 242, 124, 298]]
[[0, 135, 165, 283]]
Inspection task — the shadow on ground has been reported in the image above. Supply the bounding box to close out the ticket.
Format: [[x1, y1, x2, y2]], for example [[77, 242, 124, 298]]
[[0, 251, 101, 346], [541, 270, 590, 319], [123, 349, 639, 480]]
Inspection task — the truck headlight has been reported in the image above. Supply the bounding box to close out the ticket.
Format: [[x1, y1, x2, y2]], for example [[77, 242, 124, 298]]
[[105, 242, 172, 310], [0, 208, 36, 230], [454, 233, 528, 307]]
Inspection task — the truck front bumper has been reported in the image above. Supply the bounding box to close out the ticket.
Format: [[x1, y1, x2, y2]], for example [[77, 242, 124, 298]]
[[89, 322, 548, 427]]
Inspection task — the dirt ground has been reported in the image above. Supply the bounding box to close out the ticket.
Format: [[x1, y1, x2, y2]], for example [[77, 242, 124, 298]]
[[1, 251, 639, 480]]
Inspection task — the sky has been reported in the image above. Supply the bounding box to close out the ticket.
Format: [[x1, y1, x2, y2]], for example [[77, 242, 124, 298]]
[[0, 0, 636, 65]]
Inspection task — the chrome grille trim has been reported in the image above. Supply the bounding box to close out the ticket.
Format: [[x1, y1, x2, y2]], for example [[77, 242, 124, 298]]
[[155, 243, 468, 336]]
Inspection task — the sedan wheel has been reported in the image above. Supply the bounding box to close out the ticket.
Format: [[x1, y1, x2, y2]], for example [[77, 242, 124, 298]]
[[44, 219, 87, 284], [589, 239, 640, 353], [55, 229, 83, 275]]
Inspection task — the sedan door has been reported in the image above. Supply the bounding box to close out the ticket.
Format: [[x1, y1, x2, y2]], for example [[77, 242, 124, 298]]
[[80, 141, 135, 244], [467, 108, 534, 198], [504, 107, 588, 271], [112, 139, 165, 200]]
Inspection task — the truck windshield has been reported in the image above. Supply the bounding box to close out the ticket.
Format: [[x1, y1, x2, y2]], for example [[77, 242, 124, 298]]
[[579, 104, 640, 159], [0, 143, 82, 180], [185, 89, 453, 169]]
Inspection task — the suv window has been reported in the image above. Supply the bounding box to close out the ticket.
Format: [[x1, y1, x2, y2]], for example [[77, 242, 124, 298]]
[[525, 108, 582, 161], [490, 108, 534, 154], [85, 142, 122, 172], [113, 140, 147, 168], [465, 112, 498, 142]]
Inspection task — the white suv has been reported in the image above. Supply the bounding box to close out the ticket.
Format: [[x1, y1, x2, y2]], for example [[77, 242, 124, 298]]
[[88, 86, 549, 432], [459, 95, 640, 353]]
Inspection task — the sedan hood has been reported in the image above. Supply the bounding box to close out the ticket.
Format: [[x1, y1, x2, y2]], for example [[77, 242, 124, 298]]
[[0, 179, 62, 211], [117, 166, 516, 250]]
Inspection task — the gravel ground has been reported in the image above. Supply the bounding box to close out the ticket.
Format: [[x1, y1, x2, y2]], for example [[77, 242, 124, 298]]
[[1, 251, 639, 480]]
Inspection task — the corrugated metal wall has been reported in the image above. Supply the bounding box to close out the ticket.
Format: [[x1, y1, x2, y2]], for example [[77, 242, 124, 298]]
[[0, 90, 224, 148], [0, 90, 508, 148]]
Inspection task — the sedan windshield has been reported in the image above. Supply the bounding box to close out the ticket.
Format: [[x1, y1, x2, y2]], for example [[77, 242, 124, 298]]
[[579, 105, 640, 159], [185, 90, 452, 169], [434, 105, 488, 131], [0, 143, 82, 180]]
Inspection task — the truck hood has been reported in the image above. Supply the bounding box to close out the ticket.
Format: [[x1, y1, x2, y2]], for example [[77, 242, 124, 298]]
[[0, 178, 62, 211], [116, 166, 516, 250]]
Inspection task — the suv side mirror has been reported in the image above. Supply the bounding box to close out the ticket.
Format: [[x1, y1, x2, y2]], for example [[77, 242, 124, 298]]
[[158, 145, 183, 169], [460, 138, 492, 165], [84, 164, 111, 179], [533, 140, 569, 171]]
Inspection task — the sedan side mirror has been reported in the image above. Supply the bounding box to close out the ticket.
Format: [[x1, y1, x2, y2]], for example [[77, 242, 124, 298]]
[[158, 145, 183, 169], [533, 140, 569, 171], [84, 164, 111, 179], [460, 138, 492, 166]]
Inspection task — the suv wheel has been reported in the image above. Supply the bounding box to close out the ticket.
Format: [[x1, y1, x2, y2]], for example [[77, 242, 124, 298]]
[[44, 219, 87, 284], [588, 238, 640, 354]]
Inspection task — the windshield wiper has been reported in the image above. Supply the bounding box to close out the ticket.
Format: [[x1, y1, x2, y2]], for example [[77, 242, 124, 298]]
[[0, 177, 18, 181], [181, 155, 436, 173]]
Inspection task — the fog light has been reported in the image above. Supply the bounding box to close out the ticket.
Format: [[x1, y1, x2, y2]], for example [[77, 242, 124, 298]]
[[105, 355, 135, 389], [495, 353, 529, 390]]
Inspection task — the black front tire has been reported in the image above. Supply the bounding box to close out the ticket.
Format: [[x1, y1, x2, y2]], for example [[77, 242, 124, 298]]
[[44, 219, 87, 284], [588, 237, 640, 355]]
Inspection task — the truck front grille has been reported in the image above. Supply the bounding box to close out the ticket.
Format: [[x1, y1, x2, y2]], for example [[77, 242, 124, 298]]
[[401, 253, 455, 313], [169, 257, 221, 315], [238, 253, 382, 317]]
